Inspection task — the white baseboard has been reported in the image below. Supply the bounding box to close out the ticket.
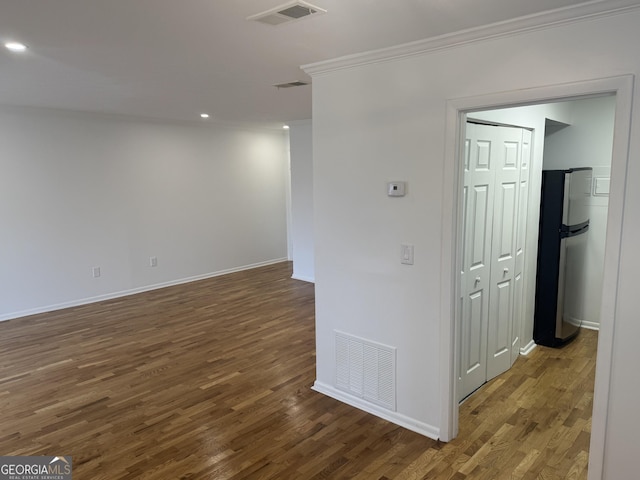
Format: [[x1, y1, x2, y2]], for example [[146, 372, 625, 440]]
[[565, 314, 600, 331], [565, 314, 583, 328], [520, 339, 537, 355], [580, 321, 600, 331], [564, 315, 600, 330], [0, 258, 288, 323], [291, 273, 315, 283], [311, 381, 440, 441]]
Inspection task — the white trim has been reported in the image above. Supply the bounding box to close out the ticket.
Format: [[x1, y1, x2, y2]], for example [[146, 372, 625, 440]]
[[588, 74, 634, 480], [438, 105, 465, 442], [302, 0, 640, 76], [311, 381, 440, 440], [565, 315, 583, 328], [566, 315, 602, 332], [520, 340, 537, 356], [285, 128, 294, 261], [441, 75, 633, 480], [291, 274, 315, 283], [581, 321, 601, 331], [0, 258, 289, 323]]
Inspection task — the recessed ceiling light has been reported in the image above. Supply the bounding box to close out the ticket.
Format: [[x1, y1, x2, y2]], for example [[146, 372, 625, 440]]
[[283, 125, 290, 130], [200, 113, 210, 119], [5, 42, 28, 53]]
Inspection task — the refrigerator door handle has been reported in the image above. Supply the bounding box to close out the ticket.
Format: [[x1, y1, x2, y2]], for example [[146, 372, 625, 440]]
[[560, 220, 590, 238]]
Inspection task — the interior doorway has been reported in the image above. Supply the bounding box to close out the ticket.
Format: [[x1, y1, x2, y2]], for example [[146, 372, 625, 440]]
[[458, 95, 616, 402], [439, 75, 634, 480]]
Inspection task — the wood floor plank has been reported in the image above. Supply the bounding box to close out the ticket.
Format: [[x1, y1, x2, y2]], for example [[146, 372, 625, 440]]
[[0, 262, 597, 479]]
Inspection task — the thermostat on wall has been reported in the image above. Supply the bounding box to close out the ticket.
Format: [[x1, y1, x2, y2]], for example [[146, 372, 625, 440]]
[[387, 181, 406, 197]]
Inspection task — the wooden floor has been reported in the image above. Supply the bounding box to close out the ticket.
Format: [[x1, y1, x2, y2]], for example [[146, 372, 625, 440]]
[[0, 262, 597, 479]]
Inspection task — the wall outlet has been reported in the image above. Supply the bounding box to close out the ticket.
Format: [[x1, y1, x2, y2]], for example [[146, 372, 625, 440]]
[[150, 256, 158, 267], [92, 266, 101, 278], [388, 181, 407, 197]]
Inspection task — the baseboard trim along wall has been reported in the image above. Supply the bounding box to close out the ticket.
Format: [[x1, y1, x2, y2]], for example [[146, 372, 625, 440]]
[[580, 321, 600, 331], [312, 380, 440, 441], [565, 314, 600, 332], [291, 273, 315, 283], [0, 258, 288, 323], [520, 340, 537, 356]]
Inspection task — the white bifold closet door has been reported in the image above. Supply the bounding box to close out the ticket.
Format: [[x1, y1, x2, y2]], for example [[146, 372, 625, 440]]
[[459, 122, 532, 401]]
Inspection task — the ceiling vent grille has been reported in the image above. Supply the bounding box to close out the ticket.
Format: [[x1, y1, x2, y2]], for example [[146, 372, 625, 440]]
[[248, 1, 327, 26], [273, 80, 310, 89]]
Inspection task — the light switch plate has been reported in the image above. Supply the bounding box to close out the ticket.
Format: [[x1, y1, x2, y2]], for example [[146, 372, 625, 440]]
[[401, 244, 414, 265], [593, 177, 610, 196]]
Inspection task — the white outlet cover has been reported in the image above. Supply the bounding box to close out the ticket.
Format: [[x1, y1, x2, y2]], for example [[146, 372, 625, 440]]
[[387, 181, 406, 197]]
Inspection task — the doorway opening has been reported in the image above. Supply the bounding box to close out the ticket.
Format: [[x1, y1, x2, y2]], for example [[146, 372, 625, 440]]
[[439, 76, 634, 480], [458, 95, 615, 402]]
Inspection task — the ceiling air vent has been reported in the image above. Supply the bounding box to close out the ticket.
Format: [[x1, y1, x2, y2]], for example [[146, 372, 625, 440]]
[[274, 80, 310, 89], [248, 1, 327, 26]]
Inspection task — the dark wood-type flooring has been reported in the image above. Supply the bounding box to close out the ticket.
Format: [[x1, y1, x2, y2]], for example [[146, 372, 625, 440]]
[[0, 262, 597, 479]]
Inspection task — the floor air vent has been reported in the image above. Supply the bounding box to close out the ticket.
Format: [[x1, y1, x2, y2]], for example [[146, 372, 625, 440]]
[[335, 331, 396, 411], [248, 1, 327, 26]]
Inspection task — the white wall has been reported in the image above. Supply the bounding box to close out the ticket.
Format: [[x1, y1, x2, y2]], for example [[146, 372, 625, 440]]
[[0, 106, 289, 320], [289, 121, 315, 282], [543, 95, 616, 329], [543, 96, 617, 170], [307, 7, 640, 479]]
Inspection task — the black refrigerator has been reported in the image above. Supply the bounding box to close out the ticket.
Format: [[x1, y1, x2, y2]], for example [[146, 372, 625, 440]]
[[534, 167, 591, 348]]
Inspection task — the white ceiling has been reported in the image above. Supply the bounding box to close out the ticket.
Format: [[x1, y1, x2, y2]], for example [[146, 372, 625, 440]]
[[0, 0, 596, 126]]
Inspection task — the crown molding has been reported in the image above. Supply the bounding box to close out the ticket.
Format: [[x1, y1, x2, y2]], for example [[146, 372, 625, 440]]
[[301, 0, 640, 76]]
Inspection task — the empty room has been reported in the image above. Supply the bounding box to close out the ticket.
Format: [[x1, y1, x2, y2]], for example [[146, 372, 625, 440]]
[[2, 1, 640, 479]]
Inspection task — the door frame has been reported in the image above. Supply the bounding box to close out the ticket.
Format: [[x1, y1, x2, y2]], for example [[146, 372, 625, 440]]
[[438, 75, 634, 480]]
